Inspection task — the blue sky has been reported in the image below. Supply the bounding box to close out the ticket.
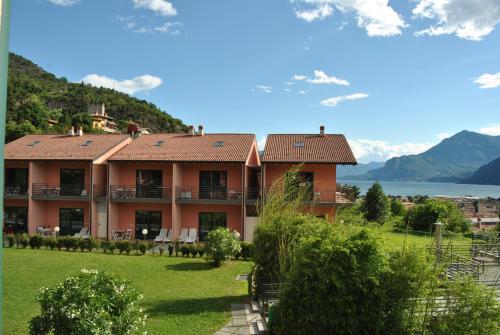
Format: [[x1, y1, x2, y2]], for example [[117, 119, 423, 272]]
[[8, 0, 500, 162]]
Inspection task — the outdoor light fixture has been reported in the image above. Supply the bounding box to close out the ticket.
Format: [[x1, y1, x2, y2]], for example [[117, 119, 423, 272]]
[[142, 228, 148, 241]]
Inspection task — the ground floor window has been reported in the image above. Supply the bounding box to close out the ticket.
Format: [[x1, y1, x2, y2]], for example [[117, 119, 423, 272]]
[[4, 207, 28, 234], [59, 208, 84, 236], [135, 210, 162, 240], [199, 212, 227, 241]]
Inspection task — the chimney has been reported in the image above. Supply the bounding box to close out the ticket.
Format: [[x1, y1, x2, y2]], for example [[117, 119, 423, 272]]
[[67, 126, 75, 136], [198, 125, 204, 136], [188, 125, 195, 136], [320, 125, 325, 136], [76, 126, 83, 136]]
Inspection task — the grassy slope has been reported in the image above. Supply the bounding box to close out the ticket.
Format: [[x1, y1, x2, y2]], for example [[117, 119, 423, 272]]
[[3, 249, 252, 335]]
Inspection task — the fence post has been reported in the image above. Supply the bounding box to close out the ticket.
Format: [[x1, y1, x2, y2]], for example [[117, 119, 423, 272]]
[[434, 222, 443, 261]]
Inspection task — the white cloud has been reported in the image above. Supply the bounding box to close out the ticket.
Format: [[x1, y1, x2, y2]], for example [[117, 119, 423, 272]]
[[473, 73, 500, 89], [436, 132, 451, 140], [133, 0, 177, 16], [284, 88, 292, 92], [348, 139, 434, 162], [299, 90, 308, 95], [154, 22, 182, 34], [478, 124, 500, 136], [413, 0, 500, 41], [252, 85, 272, 94], [81, 74, 163, 95], [47, 0, 79, 6], [295, 4, 333, 22], [257, 136, 267, 151], [292, 75, 307, 81], [320, 93, 368, 107], [294, 0, 406, 37], [307, 70, 349, 86]]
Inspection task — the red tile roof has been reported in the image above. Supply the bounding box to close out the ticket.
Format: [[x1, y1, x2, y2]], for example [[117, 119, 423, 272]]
[[109, 133, 256, 162], [5, 134, 130, 161], [262, 134, 357, 164]]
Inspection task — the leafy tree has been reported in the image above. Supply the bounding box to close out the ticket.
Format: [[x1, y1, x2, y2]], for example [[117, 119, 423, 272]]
[[71, 112, 93, 132], [361, 182, 390, 223], [404, 199, 469, 233], [337, 184, 360, 202], [6, 120, 41, 142], [390, 198, 406, 217]]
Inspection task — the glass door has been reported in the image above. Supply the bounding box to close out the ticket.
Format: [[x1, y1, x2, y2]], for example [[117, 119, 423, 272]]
[[199, 212, 227, 241], [136, 170, 162, 198], [135, 210, 162, 239], [4, 207, 28, 234], [5, 168, 29, 194], [199, 171, 227, 200], [60, 169, 85, 196], [59, 208, 84, 236]]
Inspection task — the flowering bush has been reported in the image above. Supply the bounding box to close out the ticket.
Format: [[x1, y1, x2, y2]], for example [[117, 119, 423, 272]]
[[29, 269, 146, 335], [206, 228, 241, 267]]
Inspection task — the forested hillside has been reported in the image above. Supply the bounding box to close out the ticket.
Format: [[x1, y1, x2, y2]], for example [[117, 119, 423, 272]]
[[6, 53, 187, 142]]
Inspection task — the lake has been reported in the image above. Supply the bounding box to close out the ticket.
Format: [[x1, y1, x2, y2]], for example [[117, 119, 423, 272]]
[[338, 179, 500, 198]]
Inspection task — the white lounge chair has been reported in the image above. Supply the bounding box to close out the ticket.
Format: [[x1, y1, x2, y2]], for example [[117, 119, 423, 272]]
[[154, 228, 169, 243], [178, 228, 188, 242], [185, 228, 197, 244], [74, 227, 89, 239], [164, 229, 173, 243], [123, 229, 132, 240]]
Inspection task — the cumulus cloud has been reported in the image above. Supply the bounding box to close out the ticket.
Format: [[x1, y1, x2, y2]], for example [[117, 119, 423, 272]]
[[478, 124, 500, 136], [293, 0, 406, 37], [295, 4, 333, 22], [299, 90, 308, 95], [292, 75, 307, 81], [81, 74, 163, 95], [307, 70, 349, 85], [320, 93, 368, 107], [47, 0, 79, 6], [133, 0, 177, 16], [154, 21, 182, 34], [413, 0, 500, 41], [252, 85, 272, 94], [348, 139, 434, 162], [473, 73, 500, 89]]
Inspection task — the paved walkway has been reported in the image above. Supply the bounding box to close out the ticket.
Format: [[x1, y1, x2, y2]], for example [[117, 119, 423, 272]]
[[214, 304, 250, 335]]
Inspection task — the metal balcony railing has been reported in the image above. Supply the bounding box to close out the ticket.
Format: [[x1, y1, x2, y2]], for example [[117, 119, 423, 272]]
[[175, 186, 243, 202], [245, 187, 262, 201], [93, 185, 107, 198], [32, 183, 90, 199], [110, 185, 172, 201], [4, 184, 29, 197], [262, 187, 337, 204]]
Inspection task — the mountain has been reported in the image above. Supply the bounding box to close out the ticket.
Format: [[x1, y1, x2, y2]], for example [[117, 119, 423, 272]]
[[337, 161, 385, 178], [364, 130, 500, 182], [461, 156, 500, 185], [6, 53, 187, 142]]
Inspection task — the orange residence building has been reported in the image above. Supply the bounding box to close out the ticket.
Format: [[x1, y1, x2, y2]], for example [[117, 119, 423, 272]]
[[3, 126, 356, 241]]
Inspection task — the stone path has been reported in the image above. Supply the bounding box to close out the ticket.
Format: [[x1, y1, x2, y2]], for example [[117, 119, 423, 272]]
[[213, 303, 267, 335]]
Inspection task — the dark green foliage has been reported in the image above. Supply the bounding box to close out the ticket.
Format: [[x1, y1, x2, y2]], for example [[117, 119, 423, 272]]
[[158, 247, 165, 256], [462, 156, 500, 185], [180, 245, 189, 257], [361, 182, 390, 223], [6, 53, 187, 142], [197, 244, 205, 258], [174, 240, 181, 256], [404, 199, 470, 233], [5, 235, 15, 248], [43, 237, 57, 250], [236, 242, 253, 260], [56, 237, 65, 250], [19, 234, 29, 248], [390, 198, 406, 216], [189, 244, 198, 258], [337, 184, 361, 201], [115, 241, 131, 255], [167, 244, 174, 256], [77, 238, 87, 252], [138, 242, 148, 255], [29, 235, 44, 249]]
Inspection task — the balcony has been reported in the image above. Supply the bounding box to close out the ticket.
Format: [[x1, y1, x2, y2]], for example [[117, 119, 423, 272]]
[[175, 186, 243, 205], [110, 185, 172, 203], [93, 185, 107, 200], [32, 183, 90, 201], [4, 184, 29, 199], [245, 187, 262, 205], [261, 187, 339, 206]]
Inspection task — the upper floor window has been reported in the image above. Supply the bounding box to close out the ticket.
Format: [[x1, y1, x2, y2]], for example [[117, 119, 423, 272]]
[[5, 168, 29, 192], [60, 169, 85, 196], [136, 170, 163, 198]]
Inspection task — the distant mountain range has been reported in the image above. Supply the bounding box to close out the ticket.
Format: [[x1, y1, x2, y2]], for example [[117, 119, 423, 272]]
[[462, 156, 500, 186], [337, 161, 385, 178], [354, 130, 500, 184]]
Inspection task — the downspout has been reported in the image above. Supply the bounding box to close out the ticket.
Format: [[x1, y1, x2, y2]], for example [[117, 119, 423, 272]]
[[89, 160, 93, 236]]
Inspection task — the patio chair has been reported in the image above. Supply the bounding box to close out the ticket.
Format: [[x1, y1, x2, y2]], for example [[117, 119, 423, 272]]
[[123, 229, 132, 240], [164, 229, 173, 243], [178, 228, 189, 242], [37, 226, 46, 234], [154, 228, 169, 243], [185, 228, 198, 244], [74, 227, 89, 239]]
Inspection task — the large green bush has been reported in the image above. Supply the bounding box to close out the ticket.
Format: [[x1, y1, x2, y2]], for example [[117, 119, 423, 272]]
[[206, 227, 241, 267], [404, 199, 470, 233], [29, 269, 146, 335]]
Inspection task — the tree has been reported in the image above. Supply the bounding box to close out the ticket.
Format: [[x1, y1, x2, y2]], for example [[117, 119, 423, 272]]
[[337, 184, 361, 202], [206, 228, 241, 267], [361, 182, 390, 223], [390, 198, 406, 217], [404, 199, 469, 233]]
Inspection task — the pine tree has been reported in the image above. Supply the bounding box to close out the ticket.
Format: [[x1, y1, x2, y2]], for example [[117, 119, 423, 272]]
[[362, 182, 389, 223]]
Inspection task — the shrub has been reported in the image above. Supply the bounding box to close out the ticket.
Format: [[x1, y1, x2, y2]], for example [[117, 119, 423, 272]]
[[43, 237, 57, 250], [138, 242, 148, 255], [100, 241, 111, 253], [158, 247, 165, 256], [6, 235, 15, 248], [167, 244, 174, 256], [180, 244, 189, 257], [196, 244, 205, 258], [189, 244, 198, 258], [405, 199, 470, 233], [20, 234, 29, 248], [87, 237, 99, 252], [390, 198, 407, 217], [238, 242, 253, 260], [174, 240, 181, 256], [65, 237, 78, 252], [116, 241, 131, 254], [77, 238, 87, 252], [206, 228, 241, 267], [361, 182, 390, 223], [29, 269, 146, 335], [56, 237, 66, 250]]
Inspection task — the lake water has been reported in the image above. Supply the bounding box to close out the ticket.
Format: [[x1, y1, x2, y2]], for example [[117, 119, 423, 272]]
[[338, 179, 500, 198]]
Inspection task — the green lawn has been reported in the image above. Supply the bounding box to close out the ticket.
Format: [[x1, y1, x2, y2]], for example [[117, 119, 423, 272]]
[[3, 248, 252, 335]]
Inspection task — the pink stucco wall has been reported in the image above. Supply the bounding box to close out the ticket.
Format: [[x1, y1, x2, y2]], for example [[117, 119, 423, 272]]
[[114, 162, 173, 186], [114, 203, 172, 239]]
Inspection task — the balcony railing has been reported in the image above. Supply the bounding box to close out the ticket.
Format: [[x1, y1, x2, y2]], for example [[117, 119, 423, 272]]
[[110, 185, 172, 201], [93, 185, 107, 198], [246, 187, 262, 201], [4, 184, 29, 198], [175, 186, 243, 203], [32, 183, 90, 200], [261, 187, 338, 204]]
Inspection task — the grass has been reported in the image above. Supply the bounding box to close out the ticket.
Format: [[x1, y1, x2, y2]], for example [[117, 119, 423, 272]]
[[3, 248, 253, 335]]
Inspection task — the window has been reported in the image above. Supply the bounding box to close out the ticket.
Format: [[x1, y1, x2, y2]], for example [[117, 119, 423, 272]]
[[5, 168, 29, 193], [199, 171, 227, 199], [4, 207, 28, 234], [60, 169, 85, 196], [59, 208, 84, 236], [136, 170, 163, 198], [214, 141, 224, 147], [199, 212, 227, 241], [135, 210, 162, 240], [294, 141, 305, 148]]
